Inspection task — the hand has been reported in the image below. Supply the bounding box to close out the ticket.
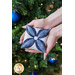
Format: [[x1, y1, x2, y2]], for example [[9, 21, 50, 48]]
[[20, 7, 62, 59], [20, 19, 47, 44], [20, 7, 62, 44], [20, 24, 62, 59], [44, 24, 62, 59]]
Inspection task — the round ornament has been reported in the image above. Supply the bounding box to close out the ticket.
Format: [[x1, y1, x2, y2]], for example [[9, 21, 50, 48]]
[[14, 63, 24, 74], [12, 11, 21, 23], [49, 57, 57, 64]]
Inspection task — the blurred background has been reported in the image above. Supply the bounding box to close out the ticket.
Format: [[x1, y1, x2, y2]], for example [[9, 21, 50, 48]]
[[12, 0, 62, 75]]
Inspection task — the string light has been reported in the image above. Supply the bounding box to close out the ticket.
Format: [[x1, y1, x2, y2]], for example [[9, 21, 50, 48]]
[[41, 3, 43, 6], [24, 59, 27, 62], [15, 60, 18, 63], [60, 43, 62, 46], [28, 66, 30, 68], [34, 65, 37, 69], [56, 41, 58, 44], [14, 26, 16, 28]]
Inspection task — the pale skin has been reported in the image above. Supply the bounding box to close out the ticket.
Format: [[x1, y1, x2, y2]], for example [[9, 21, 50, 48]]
[[20, 7, 62, 60]]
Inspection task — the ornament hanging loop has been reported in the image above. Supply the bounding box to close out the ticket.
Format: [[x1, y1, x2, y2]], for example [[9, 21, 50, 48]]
[[19, 73, 21, 75]]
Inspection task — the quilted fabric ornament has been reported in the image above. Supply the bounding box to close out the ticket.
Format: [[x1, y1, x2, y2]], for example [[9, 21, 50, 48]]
[[21, 25, 50, 53]]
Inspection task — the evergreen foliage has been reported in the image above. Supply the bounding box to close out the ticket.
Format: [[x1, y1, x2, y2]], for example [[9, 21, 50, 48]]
[[12, 0, 62, 75]]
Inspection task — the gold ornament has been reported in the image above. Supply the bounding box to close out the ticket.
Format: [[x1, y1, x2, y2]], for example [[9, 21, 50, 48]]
[[14, 63, 24, 74]]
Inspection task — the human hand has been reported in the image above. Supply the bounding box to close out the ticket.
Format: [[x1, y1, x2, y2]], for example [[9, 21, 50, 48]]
[[20, 7, 62, 44], [20, 19, 47, 44], [44, 24, 62, 59], [20, 24, 62, 59], [20, 7, 62, 59]]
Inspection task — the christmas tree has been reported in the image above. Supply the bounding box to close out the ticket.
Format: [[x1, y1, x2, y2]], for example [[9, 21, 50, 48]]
[[12, 0, 62, 75]]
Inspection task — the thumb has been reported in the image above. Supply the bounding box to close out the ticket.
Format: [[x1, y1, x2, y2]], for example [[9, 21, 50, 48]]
[[22, 20, 35, 29], [28, 20, 35, 27], [44, 46, 51, 60], [44, 36, 57, 60]]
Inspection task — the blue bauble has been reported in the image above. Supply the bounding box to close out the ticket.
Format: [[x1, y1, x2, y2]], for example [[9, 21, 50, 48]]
[[12, 11, 21, 23], [49, 57, 57, 64], [29, 72, 37, 75]]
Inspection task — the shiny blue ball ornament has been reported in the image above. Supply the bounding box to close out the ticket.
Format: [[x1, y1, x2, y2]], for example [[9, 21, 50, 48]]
[[29, 72, 37, 75], [12, 11, 21, 23], [49, 57, 57, 64]]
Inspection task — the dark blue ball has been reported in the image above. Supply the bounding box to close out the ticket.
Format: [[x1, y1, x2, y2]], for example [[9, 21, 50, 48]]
[[29, 72, 37, 75], [12, 11, 21, 23], [49, 57, 57, 64]]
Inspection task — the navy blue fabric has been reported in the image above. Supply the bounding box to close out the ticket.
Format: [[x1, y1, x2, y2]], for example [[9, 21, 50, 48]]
[[21, 38, 35, 48], [38, 29, 50, 38], [35, 39, 46, 53], [26, 25, 36, 37]]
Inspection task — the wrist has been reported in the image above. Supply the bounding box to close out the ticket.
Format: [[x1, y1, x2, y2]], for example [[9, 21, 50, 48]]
[[51, 24, 62, 39], [44, 17, 54, 29]]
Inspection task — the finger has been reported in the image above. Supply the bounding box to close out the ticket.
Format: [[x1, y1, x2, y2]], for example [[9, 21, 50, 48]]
[[47, 38, 57, 54], [22, 26, 26, 29], [25, 49, 42, 53], [25, 50, 42, 53], [27, 20, 35, 27], [44, 53, 47, 60], [20, 31, 25, 44], [44, 36, 57, 59]]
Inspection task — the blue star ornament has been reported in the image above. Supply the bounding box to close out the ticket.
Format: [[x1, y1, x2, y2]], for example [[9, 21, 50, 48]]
[[21, 25, 50, 53]]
